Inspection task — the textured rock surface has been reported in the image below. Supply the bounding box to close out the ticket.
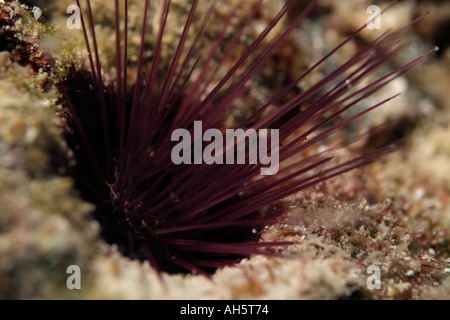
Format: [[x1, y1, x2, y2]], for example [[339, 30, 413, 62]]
[[0, 0, 449, 299]]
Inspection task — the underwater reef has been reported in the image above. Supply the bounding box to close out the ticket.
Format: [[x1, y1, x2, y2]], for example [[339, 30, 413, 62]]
[[0, 0, 449, 299]]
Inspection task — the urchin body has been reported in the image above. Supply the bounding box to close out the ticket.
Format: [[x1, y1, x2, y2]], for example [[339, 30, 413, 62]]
[[60, 0, 433, 274]]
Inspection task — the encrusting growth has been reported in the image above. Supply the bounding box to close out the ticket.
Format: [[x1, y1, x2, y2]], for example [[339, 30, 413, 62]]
[[59, 0, 435, 275]]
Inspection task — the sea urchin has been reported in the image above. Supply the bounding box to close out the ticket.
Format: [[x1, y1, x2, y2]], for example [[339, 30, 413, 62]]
[[58, 0, 435, 275]]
